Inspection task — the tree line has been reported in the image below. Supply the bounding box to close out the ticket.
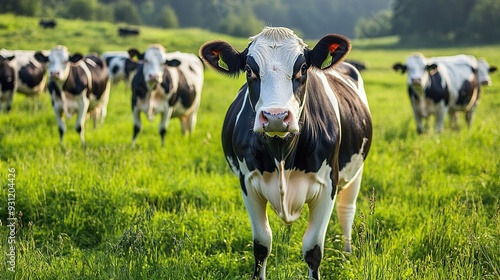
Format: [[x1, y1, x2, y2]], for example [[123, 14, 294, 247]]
[[3, 0, 499, 43]]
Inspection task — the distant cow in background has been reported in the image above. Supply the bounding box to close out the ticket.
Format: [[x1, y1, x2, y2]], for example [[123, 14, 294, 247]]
[[345, 59, 367, 71], [0, 49, 50, 111], [128, 44, 204, 146], [102, 51, 138, 84], [118, 27, 140, 37], [39, 19, 57, 29], [35, 46, 111, 144], [393, 53, 481, 133]]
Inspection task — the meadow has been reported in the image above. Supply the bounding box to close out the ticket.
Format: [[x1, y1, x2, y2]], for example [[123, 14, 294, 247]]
[[0, 15, 499, 279]]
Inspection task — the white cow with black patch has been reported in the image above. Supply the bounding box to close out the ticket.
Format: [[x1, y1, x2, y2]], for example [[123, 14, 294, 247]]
[[200, 27, 372, 280], [0, 49, 50, 111], [129, 44, 204, 146], [393, 53, 484, 133], [35, 46, 111, 144]]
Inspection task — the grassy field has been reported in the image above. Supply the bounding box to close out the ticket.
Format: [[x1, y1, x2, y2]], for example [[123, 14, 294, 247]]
[[0, 15, 499, 279]]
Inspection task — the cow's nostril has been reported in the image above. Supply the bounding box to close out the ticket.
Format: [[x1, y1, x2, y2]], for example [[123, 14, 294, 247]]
[[261, 110, 290, 131]]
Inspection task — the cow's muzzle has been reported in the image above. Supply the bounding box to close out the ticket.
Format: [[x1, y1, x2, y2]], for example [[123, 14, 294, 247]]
[[255, 109, 298, 138]]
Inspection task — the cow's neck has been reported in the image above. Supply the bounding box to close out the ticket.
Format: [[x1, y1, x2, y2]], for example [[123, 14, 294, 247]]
[[262, 130, 300, 170]]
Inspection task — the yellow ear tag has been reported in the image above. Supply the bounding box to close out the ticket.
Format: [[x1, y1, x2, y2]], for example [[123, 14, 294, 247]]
[[217, 54, 229, 71], [321, 55, 333, 69]]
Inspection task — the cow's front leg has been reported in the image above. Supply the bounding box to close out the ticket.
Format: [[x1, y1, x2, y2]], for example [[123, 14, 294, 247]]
[[412, 107, 425, 134], [76, 98, 90, 145], [303, 185, 335, 280], [132, 107, 142, 146], [158, 107, 173, 146], [242, 186, 272, 280], [435, 103, 448, 133], [53, 106, 66, 143]]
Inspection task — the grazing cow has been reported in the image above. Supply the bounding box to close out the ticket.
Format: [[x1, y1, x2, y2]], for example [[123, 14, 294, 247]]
[[118, 27, 140, 37], [477, 58, 497, 86], [200, 27, 372, 279], [129, 45, 204, 146], [39, 19, 57, 29], [0, 54, 16, 112], [102, 51, 138, 84], [34, 46, 111, 144], [393, 53, 481, 133], [0, 49, 49, 111], [345, 59, 367, 71]]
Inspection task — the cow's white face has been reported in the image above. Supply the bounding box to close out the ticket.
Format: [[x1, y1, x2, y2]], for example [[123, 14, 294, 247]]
[[200, 27, 351, 139], [142, 45, 166, 85], [246, 28, 308, 138], [47, 46, 72, 81], [405, 54, 430, 90], [477, 59, 496, 86]]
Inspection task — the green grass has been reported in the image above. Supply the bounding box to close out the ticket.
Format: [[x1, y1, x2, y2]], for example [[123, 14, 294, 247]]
[[0, 15, 499, 280]]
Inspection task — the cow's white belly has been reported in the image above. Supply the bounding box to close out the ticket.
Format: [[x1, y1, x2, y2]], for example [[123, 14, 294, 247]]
[[53, 93, 85, 118], [241, 159, 333, 225], [414, 98, 443, 117], [136, 95, 170, 120]]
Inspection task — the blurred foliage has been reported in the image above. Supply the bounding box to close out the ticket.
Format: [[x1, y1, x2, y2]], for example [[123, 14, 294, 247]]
[[2, 0, 499, 43], [392, 0, 500, 44]]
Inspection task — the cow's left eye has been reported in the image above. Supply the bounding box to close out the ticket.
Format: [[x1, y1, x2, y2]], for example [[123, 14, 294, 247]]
[[301, 63, 308, 75]]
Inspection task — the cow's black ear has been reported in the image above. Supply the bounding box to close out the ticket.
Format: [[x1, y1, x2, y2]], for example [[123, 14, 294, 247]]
[[199, 40, 246, 77], [69, 53, 83, 63], [0, 54, 14, 61], [166, 59, 181, 67], [393, 63, 407, 73], [128, 48, 142, 60], [490, 66, 498, 73], [34, 52, 48, 63], [426, 64, 438, 72], [308, 34, 351, 70]]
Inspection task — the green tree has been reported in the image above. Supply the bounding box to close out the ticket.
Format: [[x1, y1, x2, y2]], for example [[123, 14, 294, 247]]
[[2, 0, 41, 16], [114, 0, 141, 25], [157, 5, 179, 28], [466, 0, 500, 43], [355, 10, 393, 38], [66, 0, 97, 20]]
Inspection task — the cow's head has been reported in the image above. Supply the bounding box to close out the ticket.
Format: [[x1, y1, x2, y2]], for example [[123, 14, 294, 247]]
[[128, 45, 180, 86], [393, 53, 437, 91], [34, 46, 83, 82], [200, 27, 350, 138], [477, 58, 497, 86]]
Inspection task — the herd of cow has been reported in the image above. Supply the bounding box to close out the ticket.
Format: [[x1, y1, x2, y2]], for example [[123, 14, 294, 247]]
[[0, 45, 204, 145], [0, 27, 497, 279]]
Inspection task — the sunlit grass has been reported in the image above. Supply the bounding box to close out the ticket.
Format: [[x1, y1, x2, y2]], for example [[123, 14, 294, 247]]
[[0, 14, 499, 280]]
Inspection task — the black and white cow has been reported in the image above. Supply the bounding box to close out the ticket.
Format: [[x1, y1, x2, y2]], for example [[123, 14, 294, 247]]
[[0, 54, 16, 112], [129, 44, 204, 146], [102, 51, 138, 84], [200, 27, 372, 280], [0, 49, 49, 111], [35, 46, 111, 144], [393, 53, 481, 133]]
